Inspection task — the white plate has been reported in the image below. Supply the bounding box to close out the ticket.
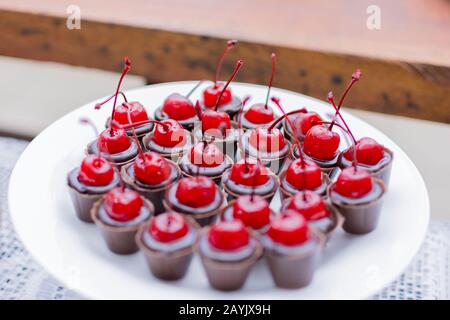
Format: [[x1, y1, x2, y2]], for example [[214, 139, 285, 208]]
[[8, 81, 429, 300]]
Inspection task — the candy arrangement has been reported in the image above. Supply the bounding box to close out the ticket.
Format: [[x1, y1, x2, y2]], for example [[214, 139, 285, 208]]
[[67, 40, 394, 291]]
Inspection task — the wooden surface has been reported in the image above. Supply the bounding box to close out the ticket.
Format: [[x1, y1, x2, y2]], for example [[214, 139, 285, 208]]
[[1, 0, 449, 123]]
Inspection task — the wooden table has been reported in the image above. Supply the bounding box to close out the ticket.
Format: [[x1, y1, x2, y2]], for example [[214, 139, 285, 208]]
[[1, 0, 449, 123]]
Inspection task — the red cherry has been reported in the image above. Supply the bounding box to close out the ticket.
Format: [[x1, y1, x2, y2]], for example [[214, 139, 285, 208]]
[[201, 110, 231, 136], [230, 159, 270, 186], [149, 212, 189, 242], [152, 119, 186, 148], [343, 137, 385, 166], [233, 195, 271, 229], [113, 102, 149, 125], [203, 83, 233, 108], [244, 103, 275, 125], [292, 112, 322, 136], [287, 191, 329, 221], [104, 187, 143, 222], [97, 127, 131, 154], [134, 152, 171, 185], [208, 220, 249, 250], [267, 210, 310, 246], [162, 93, 197, 120], [248, 127, 286, 153], [286, 159, 322, 190], [189, 142, 225, 168], [78, 155, 114, 186], [175, 176, 217, 208], [303, 125, 340, 160], [334, 167, 373, 198]]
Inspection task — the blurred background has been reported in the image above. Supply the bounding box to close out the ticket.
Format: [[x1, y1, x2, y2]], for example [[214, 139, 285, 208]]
[[0, 0, 449, 217]]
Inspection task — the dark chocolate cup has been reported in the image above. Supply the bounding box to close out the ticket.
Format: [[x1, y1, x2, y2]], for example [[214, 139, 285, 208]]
[[327, 179, 386, 235], [154, 106, 198, 130], [293, 145, 340, 178], [177, 154, 234, 185], [196, 228, 263, 291], [162, 189, 227, 226], [136, 217, 200, 280], [85, 140, 138, 168], [265, 228, 325, 289], [91, 198, 155, 255], [238, 142, 291, 175], [68, 187, 102, 223], [142, 130, 196, 163], [278, 170, 331, 201], [121, 160, 181, 215]]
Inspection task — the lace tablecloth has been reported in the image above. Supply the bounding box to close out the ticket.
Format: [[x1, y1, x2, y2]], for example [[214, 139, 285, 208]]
[[1, 137, 449, 300]]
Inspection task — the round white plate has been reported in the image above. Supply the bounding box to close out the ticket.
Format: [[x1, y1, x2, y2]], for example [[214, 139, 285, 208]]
[[8, 81, 429, 300]]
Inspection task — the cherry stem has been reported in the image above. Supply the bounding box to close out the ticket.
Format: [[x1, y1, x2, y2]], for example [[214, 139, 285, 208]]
[[214, 60, 244, 111], [120, 119, 169, 131], [110, 57, 132, 134], [237, 96, 251, 171], [329, 69, 361, 131], [327, 92, 357, 144], [94, 91, 128, 110], [214, 40, 238, 85], [264, 53, 276, 110], [186, 80, 204, 98]]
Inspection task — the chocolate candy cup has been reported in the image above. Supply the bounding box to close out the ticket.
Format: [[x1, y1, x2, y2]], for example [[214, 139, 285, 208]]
[[282, 117, 306, 143], [91, 197, 154, 254], [178, 154, 234, 185], [200, 96, 242, 119], [293, 144, 340, 178], [136, 217, 200, 280], [278, 169, 331, 201], [154, 106, 198, 130], [68, 189, 102, 223], [327, 178, 386, 235], [142, 130, 196, 163], [86, 139, 138, 168]]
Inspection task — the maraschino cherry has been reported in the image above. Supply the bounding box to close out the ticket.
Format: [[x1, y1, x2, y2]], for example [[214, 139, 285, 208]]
[[334, 166, 373, 198], [175, 176, 217, 208], [149, 212, 189, 243], [229, 159, 270, 186], [203, 40, 238, 108], [232, 195, 271, 230], [291, 111, 322, 138], [97, 126, 132, 154], [287, 191, 329, 221], [208, 220, 249, 251], [104, 187, 143, 222], [267, 210, 310, 246], [286, 159, 322, 190]]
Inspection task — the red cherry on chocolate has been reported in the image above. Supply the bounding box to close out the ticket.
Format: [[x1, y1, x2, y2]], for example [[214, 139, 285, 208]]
[[293, 112, 322, 136], [208, 220, 249, 250], [162, 93, 197, 120], [152, 119, 186, 148], [201, 110, 231, 136], [248, 127, 286, 153], [343, 137, 385, 166], [203, 83, 233, 108], [189, 142, 225, 168], [244, 103, 275, 125], [104, 187, 143, 222], [267, 210, 310, 246], [303, 125, 340, 160], [175, 176, 217, 208], [287, 191, 329, 221], [78, 155, 114, 186], [134, 151, 171, 185], [286, 158, 322, 190], [334, 167, 373, 198], [149, 212, 189, 243], [113, 102, 149, 125], [233, 195, 271, 229], [97, 127, 131, 154], [230, 159, 269, 186]]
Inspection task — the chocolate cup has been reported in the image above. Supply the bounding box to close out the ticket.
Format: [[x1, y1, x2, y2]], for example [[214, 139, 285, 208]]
[[67, 187, 102, 223], [177, 154, 234, 185], [162, 189, 227, 226], [265, 228, 326, 289], [85, 140, 138, 168], [121, 160, 181, 215], [154, 106, 198, 130], [192, 121, 242, 161], [136, 217, 200, 280], [196, 228, 263, 291], [199, 96, 242, 119], [327, 179, 386, 235], [238, 141, 291, 175], [278, 170, 331, 201], [293, 145, 340, 178], [282, 118, 305, 144], [142, 130, 196, 163], [91, 197, 155, 255]]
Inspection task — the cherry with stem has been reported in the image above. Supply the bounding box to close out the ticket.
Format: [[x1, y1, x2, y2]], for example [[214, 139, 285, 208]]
[[214, 60, 244, 111]]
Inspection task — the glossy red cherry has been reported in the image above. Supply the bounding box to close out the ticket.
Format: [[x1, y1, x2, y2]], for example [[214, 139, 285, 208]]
[[201, 110, 231, 136], [248, 127, 286, 153], [267, 210, 310, 246], [343, 137, 385, 166], [233, 195, 271, 229], [113, 102, 149, 125], [303, 125, 340, 160], [286, 158, 322, 190], [134, 152, 171, 185], [208, 220, 249, 251], [203, 83, 233, 108], [189, 142, 225, 168], [244, 103, 275, 125], [334, 167, 373, 198], [152, 119, 186, 148], [175, 176, 217, 208], [104, 187, 143, 222], [230, 159, 269, 186], [293, 112, 322, 136], [287, 191, 329, 221], [78, 155, 114, 186], [149, 212, 189, 242], [97, 127, 131, 154], [162, 93, 197, 120]]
